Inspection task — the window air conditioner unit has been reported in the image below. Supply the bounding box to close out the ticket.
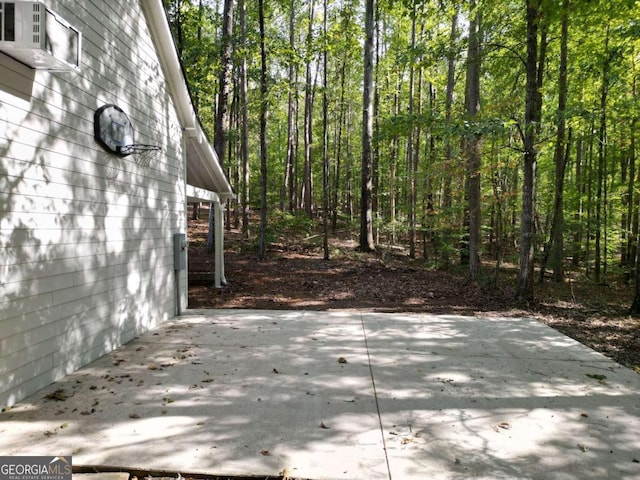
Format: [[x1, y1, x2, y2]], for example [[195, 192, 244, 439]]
[[0, 1, 81, 71]]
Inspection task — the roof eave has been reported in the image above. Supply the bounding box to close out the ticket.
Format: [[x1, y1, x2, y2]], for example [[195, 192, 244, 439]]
[[141, 0, 234, 198]]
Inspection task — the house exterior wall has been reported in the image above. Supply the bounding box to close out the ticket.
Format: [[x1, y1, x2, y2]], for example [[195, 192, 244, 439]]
[[0, 0, 188, 408]]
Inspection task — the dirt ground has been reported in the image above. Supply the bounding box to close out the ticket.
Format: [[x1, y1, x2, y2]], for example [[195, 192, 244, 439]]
[[187, 213, 640, 373]]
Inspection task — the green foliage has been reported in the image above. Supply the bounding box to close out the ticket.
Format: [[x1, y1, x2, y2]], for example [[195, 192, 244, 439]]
[[268, 209, 316, 240], [170, 0, 640, 282]]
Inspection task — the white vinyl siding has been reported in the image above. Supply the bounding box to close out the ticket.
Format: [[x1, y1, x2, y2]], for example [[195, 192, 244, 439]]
[[0, 0, 187, 407]]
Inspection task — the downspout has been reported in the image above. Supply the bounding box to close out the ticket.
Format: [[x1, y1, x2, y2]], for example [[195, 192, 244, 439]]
[[177, 130, 189, 316], [214, 201, 227, 287]]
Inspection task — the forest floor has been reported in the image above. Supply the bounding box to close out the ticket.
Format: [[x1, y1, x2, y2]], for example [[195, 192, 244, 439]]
[[187, 213, 640, 373]]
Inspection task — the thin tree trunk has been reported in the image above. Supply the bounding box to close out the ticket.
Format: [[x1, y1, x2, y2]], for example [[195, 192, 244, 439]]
[[443, 7, 458, 210], [322, 0, 330, 260], [595, 24, 610, 284], [389, 77, 401, 244], [360, 0, 375, 252], [332, 53, 348, 233], [207, 0, 234, 254], [302, 0, 316, 218], [239, 0, 250, 240], [407, 3, 417, 258], [258, 0, 268, 259], [214, 0, 234, 165], [465, 0, 482, 279], [630, 241, 640, 314], [345, 101, 353, 220], [414, 60, 423, 258], [625, 70, 638, 279], [626, 118, 638, 281], [284, 0, 297, 212], [547, 0, 570, 282], [585, 122, 595, 276], [572, 136, 583, 267], [516, 0, 542, 302], [372, 0, 381, 240]]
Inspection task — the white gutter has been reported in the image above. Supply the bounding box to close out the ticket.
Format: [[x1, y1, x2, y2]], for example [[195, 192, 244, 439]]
[[142, 0, 232, 291], [142, 0, 234, 197], [141, 0, 196, 129]]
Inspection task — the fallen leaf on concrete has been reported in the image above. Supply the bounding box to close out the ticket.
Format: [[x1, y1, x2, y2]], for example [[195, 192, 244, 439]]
[[60, 423, 69, 429], [148, 364, 159, 371], [320, 421, 330, 429], [401, 437, 414, 445], [585, 373, 607, 384], [45, 389, 70, 401], [493, 422, 511, 432]]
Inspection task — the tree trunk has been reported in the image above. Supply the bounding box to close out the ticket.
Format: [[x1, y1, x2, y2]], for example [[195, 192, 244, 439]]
[[207, 0, 234, 254], [360, 0, 375, 252], [322, 0, 330, 260], [516, 0, 542, 302], [595, 24, 610, 284], [443, 7, 458, 210], [389, 77, 401, 244], [572, 136, 584, 267], [258, 0, 268, 259], [239, 0, 250, 240], [302, 0, 316, 218], [630, 244, 640, 314], [407, 3, 417, 259], [465, 0, 482, 279], [547, 0, 570, 283], [585, 122, 595, 277], [626, 118, 638, 281], [332, 51, 348, 233], [284, 0, 297, 212], [372, 1, 381, 240]]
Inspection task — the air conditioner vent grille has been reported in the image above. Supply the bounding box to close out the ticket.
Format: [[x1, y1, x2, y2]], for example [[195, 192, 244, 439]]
[[0, 1, 81, 71]]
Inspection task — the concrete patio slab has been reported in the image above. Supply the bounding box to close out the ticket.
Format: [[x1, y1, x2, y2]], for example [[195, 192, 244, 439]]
[[359, 313, 640, 479], [1, 309, 639, 480]]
